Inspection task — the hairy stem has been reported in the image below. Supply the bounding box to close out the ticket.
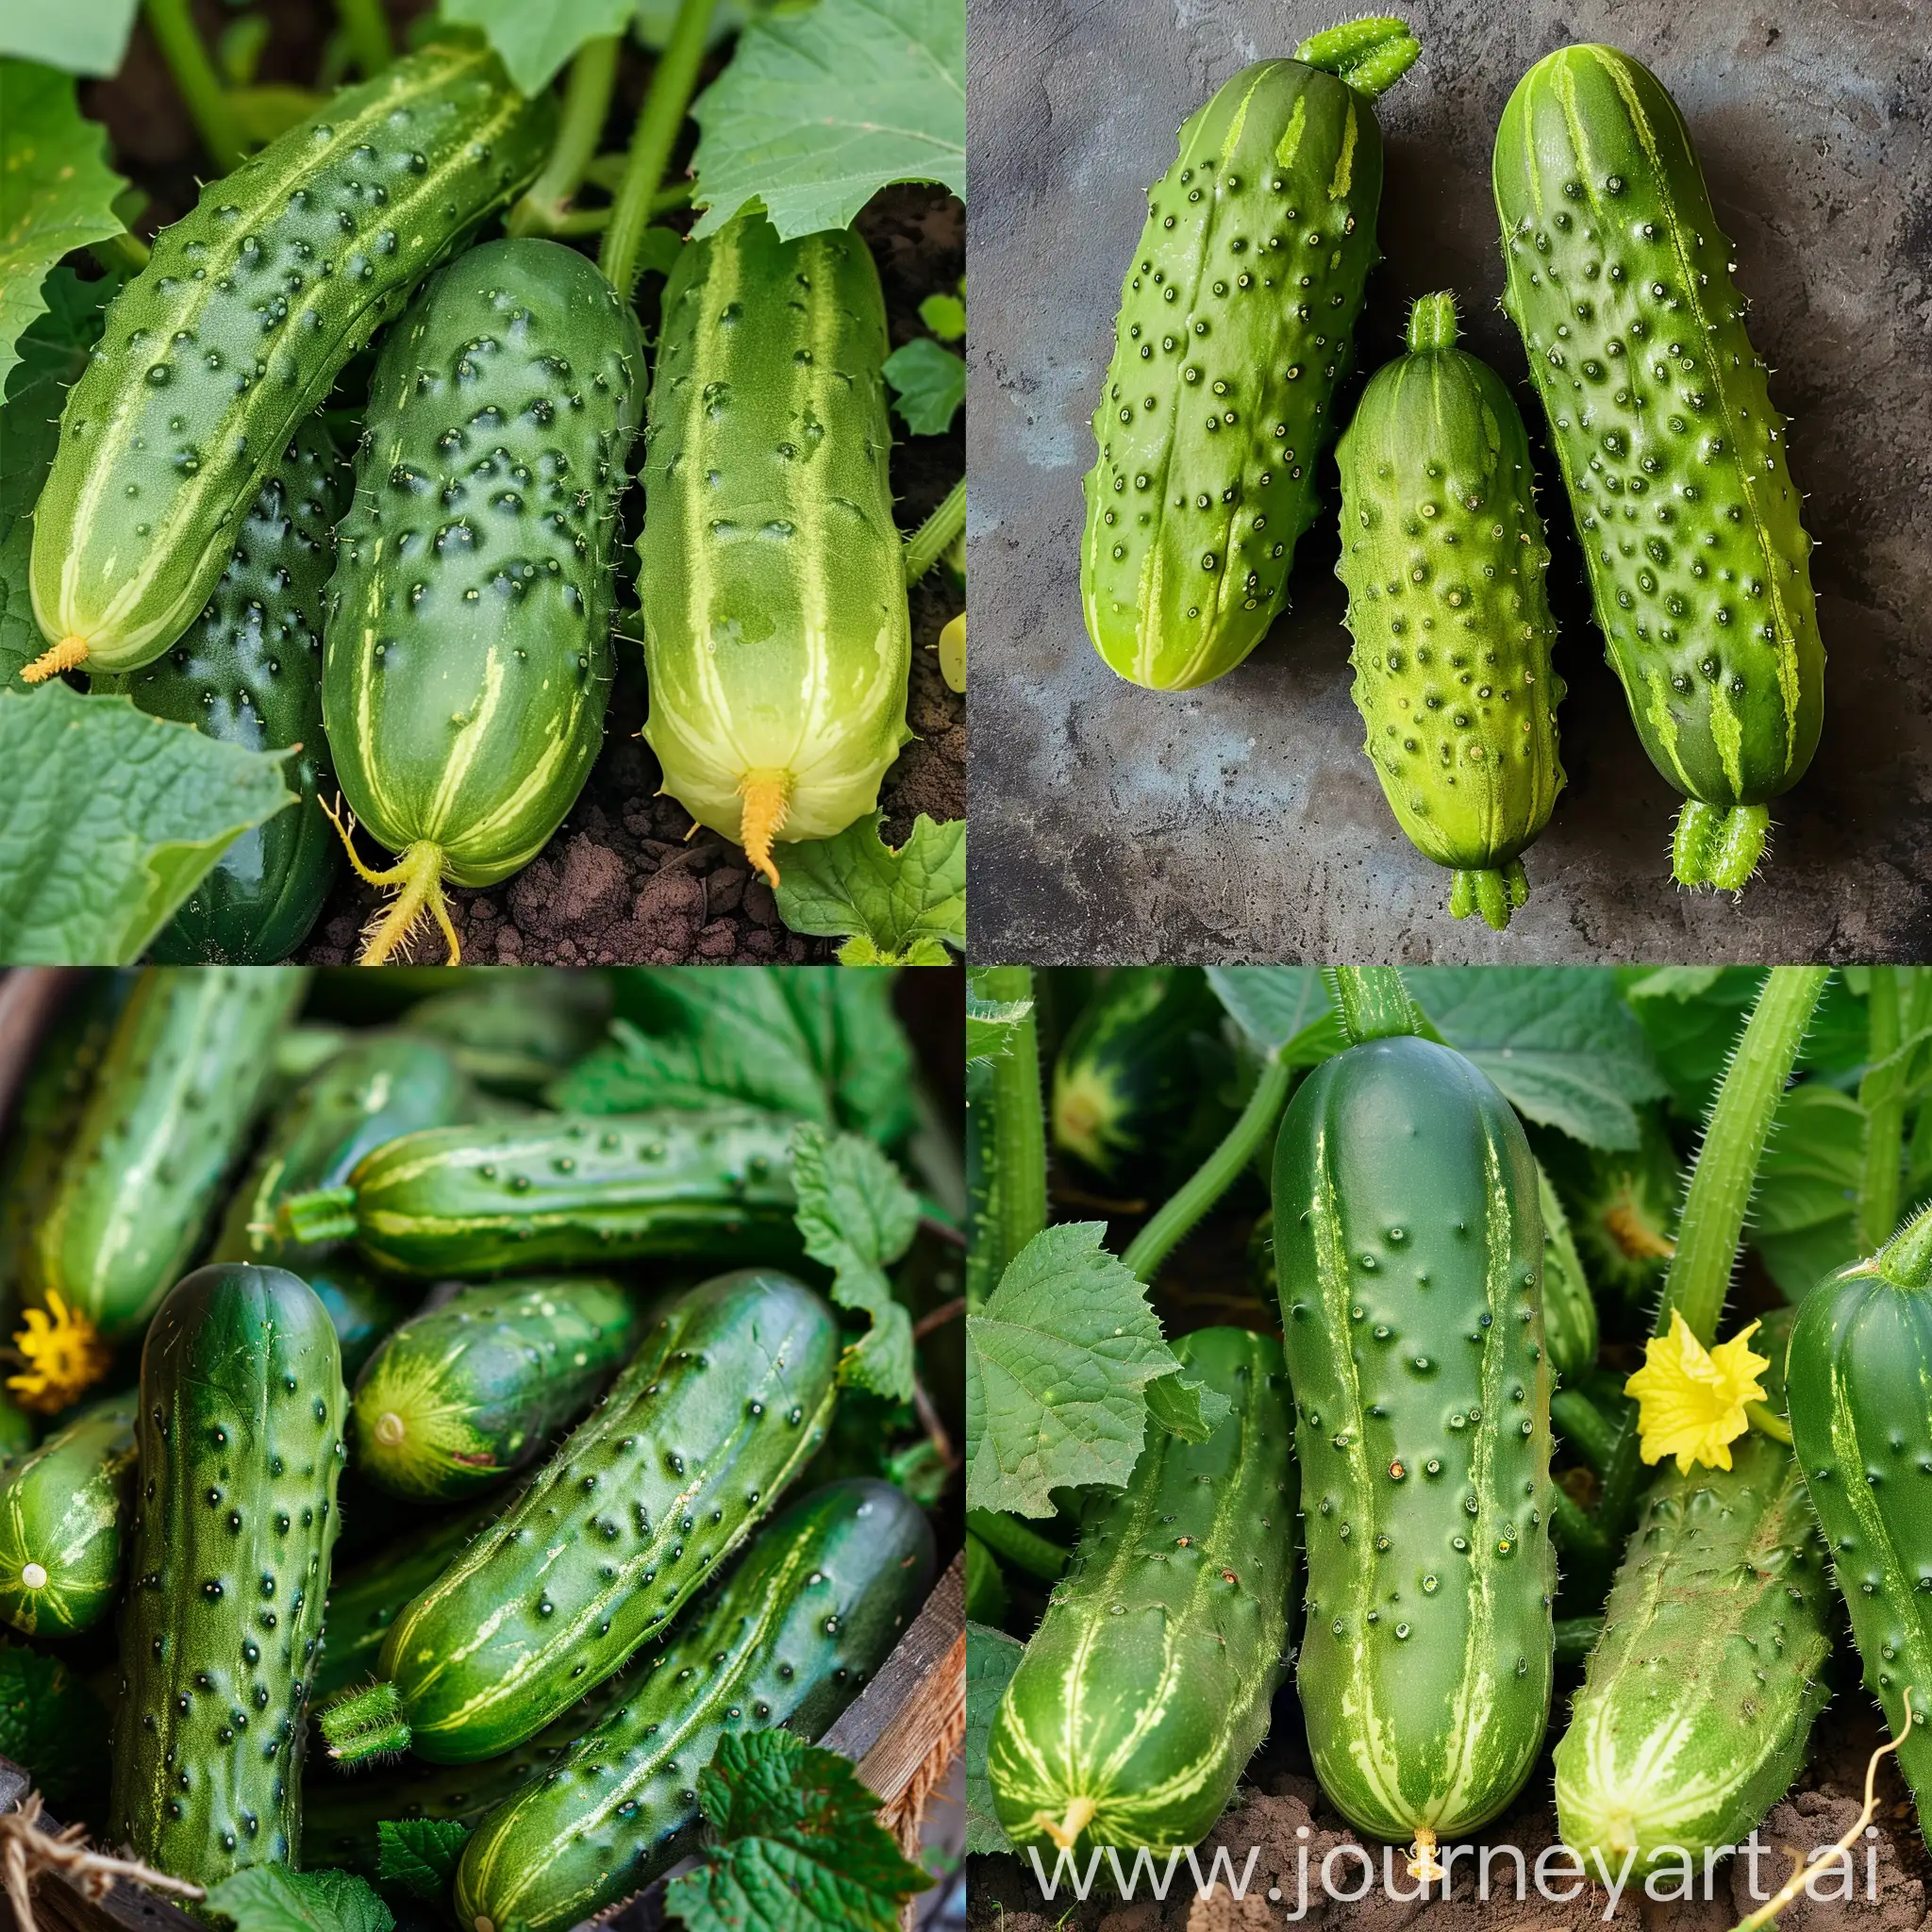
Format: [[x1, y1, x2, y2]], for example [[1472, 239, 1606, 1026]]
[[904, 477, 966, 586], [334, 0, 393, 77], [143, 0, 247, 173], [510, 35, 619, 238], [974, 968, 1047, 1291], [1861, 965, 1905, 1249], [1325, 965, 1422, 1045]]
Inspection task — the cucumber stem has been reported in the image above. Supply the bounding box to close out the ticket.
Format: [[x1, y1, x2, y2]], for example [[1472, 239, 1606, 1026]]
[[904, 478, 966, 587], [319, 1680, 411, 1764], [974, 967, 1048, 1288], [1122, 1056, 1293, 1283], [510, 36, 620, 238], [1550, 1389, 1619, 1474], [142, 0, 248, 174], [1744, 1400, 1790, 1445], [92, 231, 151, 275], [1448, 859, 1527, 930], [1860, 965, 1904, 1250], [1877, 1199, 1932, 1291], [1293, 16, 1421, 98], [1407, 291, 1457, 354], [600, 0, 718, 300], [278, 1186, 358, 1246], [322, 801, 460, 966], [966, 1507, 1067, 1582], [333, 0, 393, 78], [1325, 965, 1422, 1046]]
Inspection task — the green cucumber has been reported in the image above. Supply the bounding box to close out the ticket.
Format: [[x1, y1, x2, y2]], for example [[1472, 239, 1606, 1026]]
[[108, 1263, 347, 1885], [307, 1260, 414, 1382], [1079, 21, 1422, 690], [1537, 1160, 1598, 1379], [455, 1477, 935, 1932], [351, 1275, 641, 1500], [320, 1269, 838, 1765], [278, 1108, 801, 1278], [398, 970, 612, 1098], [1271, 1033, 1555, 1848], [108, 419, 348, 962], [638, 210, 909, 888], [1492, 45, 1824, 891], [986, 1326, 1297, 1852], [25, 967, 308, 1342], [0, 1395, 137, 1637], [324, 237, 643, 965], [25, 38, 552, 686], [1335, 291, 1564, 929]]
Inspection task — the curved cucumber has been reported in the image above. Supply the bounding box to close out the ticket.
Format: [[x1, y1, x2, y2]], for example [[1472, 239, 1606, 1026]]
[[351, 1275, 641, 1500], [639, 211, 908, 887], [321, 1270, 839, 1764], [0, 1395, 137, 1637], [455, 1479, 936, 1932], [1271, 1034, 1555, 1846], [26, 38, 551, 684], [1492, 45, 1824, 891], [986, 1326, 1297, 1852]]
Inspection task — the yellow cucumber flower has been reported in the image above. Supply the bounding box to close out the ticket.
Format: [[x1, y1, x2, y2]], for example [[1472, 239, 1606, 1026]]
[[1624, 1311, 1770, 1474], [8, 1291, 111, 1413]]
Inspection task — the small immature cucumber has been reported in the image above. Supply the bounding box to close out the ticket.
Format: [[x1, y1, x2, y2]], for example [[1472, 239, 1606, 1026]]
[[279, 1108, 802, 1278], [639, 211, 909, 887], [25, 967, 308, 1341], [25, 37, 552, 685], [1335, 292, 1564, 930], [109, 1264, 347, 1885], [987, 1327, 1297, 1852], [455, 1478, 936, 1932], [0, 1395, 137, 1637], [1080, 20, 1422, 691], [351, 1275, 641, 1500], [320, 1270, 838, 1764], [1536, 1160, 1598, 1379], [324, 237, 644, 965], [1271, 1034, 1555, 1849], [1492, 46, 1824, 891]]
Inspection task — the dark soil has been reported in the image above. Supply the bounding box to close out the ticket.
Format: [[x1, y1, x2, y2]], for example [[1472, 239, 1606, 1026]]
[[80, 3, 965, 967]]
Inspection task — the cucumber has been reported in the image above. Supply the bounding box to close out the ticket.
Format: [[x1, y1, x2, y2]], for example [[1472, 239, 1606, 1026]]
[[108, 419, 348, 962], [25, 37, 552, 685], [1079, 21, 1422, 690], [1271, 1034, 1555, 1848], [455, 1478, 936, 1932], [308, 1260, 414, 1383], [278, 1108, 802, 1278], [1492, 45, 1825, 891], [1335, 291, 1564, 929], [351, 1275, 641, 1500], [108, 1263, 347, 1886], [986, 1327, 1297, 1852], [1555, 1315, 1830, 1873], [320, 1269, 838, 1765], [1537, 1160, 1598, 1379], [25, 968, 308, 1342], [398, 970, 612, 1098], [0, 1395, 137, 1638], [323, 237, 644, 965], [1540, 1109, 1679, 1307], [638, 210, 909, 888]]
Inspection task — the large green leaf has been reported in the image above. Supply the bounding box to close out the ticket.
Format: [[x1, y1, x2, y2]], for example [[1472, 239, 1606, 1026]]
[[965, 1624, 1024, 1855], [0, 0, 138, 77], [439, 0, 632, 93], [774, 813, 964, 964]]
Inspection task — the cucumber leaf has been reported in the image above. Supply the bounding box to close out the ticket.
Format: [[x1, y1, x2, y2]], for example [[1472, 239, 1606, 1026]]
[[917, 291, 965, 340], [0, 0, 138, 77], [204, 1867, 393, 1932], [883, 337, 964, 436], [664, 1731, 929, 1932], [966, 992, 1032, 1068], [690, 0, 965, 239], [774, 813, 965, 966], [0, 683, 296, 963], [0, 1645, 108, 1808], [439, 0, 633, 92], [1206, 966, 1348, 1065], [965, 1623, 1024, 1855], [376, 1819, 471, 1900]]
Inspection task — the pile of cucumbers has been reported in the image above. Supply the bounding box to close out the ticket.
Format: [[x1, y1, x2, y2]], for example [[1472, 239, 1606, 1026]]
[[1081, 20, 1824, 923], [0, 966, 944, 1924]]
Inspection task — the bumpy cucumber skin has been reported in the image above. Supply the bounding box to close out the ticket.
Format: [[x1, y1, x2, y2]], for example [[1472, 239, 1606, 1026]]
[[29, 40, 551, 677], [311, 1108, 801, 1278], [1081, 60, 1387, 690], [369, 1270, 838, 1762], [1492, 46, 1824, 883], [1536, 1161, 1598, 1379], [1271, 1036, 1555, 1841], [108, 421, 347, 962], [987, 1327, 1297, 1852], [456, 1478, 935, 1932], [325, 237, 642, 888], [0, 1396, 137, 1637], [1335, 295, 1564, 927], [639, 211, 909, 868], [110, 1265, 347, 1885], [25, 967, 307, 1341], [1788, 1257, 1932, 1840], [351, 1275, 641, 1500]]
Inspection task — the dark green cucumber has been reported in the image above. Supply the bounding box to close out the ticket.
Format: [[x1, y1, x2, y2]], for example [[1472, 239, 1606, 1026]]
[[307, 1260, 414, 1383], [0, 1395, 137, 1637], [1272, 1034, 1556, 1847], [25, 968, 308, 1341], [279, 1108, 802, 1278], [320, 1270, 838, 1764], [109, 419, 348, 963], [986, 1327, 1297, 1852], [108, 1264, 347, 1885], [351, 1275, 641, 1500], [455, 1478, 936, 1932], [398, 970, 612, 1098]]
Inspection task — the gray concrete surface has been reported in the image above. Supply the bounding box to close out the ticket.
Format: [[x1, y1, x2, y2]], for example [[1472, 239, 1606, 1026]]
[[966, 0, 1932, 963]]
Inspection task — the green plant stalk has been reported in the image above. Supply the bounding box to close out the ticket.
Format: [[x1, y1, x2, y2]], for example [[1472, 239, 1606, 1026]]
[[510, 36, 619, 238], [92, 232, 151, 275], [1862, 965, 1905, 1249], [1551, 1389, 1619, 1474], [142, 0, 246, 173], [1121, 1056, 1292, 1282], [1324, 965, 1421, 1045], [905, 479, 967, 587], [335, 0, 393, 77], [966, 1508, 1067, 1582], [600, 0, 717, 299], [976, 968, 1048, 1288]]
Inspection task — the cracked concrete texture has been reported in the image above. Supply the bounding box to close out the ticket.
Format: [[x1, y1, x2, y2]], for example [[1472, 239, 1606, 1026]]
[[966, 0, 1932, 963]]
